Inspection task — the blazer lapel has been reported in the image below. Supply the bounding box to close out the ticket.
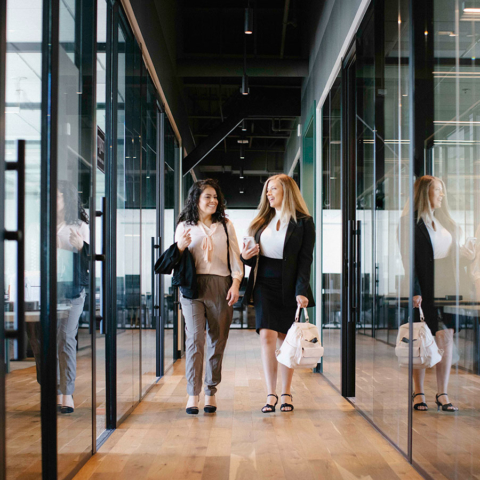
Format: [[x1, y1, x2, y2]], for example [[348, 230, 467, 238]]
[[418, 218, 430, 241], [418, 218, 434, 255], [284, 219, 296, 250]]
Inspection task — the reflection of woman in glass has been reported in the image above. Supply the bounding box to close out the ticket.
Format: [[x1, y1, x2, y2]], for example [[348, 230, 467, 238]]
[[56, 180, 90, 414], [401, 176, 464, 412]]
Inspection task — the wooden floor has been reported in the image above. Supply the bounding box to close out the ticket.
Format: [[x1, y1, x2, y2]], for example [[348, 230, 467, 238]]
[[5, 328, 165, 479], [323, 330, 480, 480], [74, 330, 422, 480]]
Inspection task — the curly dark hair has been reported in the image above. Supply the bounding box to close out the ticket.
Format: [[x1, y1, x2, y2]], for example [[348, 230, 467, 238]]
[[177, 179, 227, 226], [58, 180, 89, 225]]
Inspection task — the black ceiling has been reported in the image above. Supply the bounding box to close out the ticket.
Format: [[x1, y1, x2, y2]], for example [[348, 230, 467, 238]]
[[175, 0, 308, 206]]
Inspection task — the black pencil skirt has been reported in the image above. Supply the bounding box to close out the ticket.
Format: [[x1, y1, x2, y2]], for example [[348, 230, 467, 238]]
[[253, 256, 297, 335]]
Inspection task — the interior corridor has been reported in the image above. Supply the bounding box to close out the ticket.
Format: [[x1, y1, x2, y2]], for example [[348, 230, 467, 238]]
[[74, 330, 421, 480]]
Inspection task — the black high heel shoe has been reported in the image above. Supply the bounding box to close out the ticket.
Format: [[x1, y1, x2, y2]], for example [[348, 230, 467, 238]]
[[435, 393, 458, 412], [412, 392, 428, 411], [261, 394, 278, 413], [186, 395, 199, 415], [280, 394, 294, 412], [60, 395, 74, 414], [204, 395, 217, 413]]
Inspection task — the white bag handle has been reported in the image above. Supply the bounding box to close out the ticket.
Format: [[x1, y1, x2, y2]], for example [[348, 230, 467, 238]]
[[295, 306, 310, 323], [419, 306, 425, 322]]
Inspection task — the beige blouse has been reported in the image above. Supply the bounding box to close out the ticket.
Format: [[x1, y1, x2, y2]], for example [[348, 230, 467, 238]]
[[175, 219, 243, 281]]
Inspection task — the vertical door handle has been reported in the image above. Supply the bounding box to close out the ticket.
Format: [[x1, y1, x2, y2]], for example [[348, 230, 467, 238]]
[[92, 197, 107, 334], [151, 237, 160, 319], [355, 220, 361, 323], [348, 219, 356, 315], [5, 140, 26, 359]]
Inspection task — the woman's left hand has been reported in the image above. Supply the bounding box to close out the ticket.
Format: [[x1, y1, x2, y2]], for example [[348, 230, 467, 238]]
[[296, 295, 308, 308], [226, 284, 240, 307], [69, 228, 84, 252]]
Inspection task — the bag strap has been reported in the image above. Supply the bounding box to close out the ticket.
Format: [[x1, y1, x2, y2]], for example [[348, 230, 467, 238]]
[[222, 221, 232, 275], [419, 306, 425, 322], [295, 306, 310, 323]]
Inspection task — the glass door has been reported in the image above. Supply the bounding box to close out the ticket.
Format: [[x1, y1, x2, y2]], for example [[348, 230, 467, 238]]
[[321, 73, 342, 390], [95, 0, 108, 440], [353, 0, 411, 455], [3, 1, 43, 477], [161, 119, 179, 370], [410, 2, 480, 475], [114, 12, 142, 423], [56, 0, 97, 475], [141, 73, 159, 395]]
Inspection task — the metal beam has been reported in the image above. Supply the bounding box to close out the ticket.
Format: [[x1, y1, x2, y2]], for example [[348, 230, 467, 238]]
[[182, 89, 300, 175], [183, 110, 245, 174], [177, 58, 308, 77]]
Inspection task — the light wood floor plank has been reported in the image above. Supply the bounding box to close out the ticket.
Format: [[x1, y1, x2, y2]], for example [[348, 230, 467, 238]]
[[74, 331, 423, 480]]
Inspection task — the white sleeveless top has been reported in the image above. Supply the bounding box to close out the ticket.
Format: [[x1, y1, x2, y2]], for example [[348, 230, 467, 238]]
[[259, 211, 289, 259], [425, 216, 452, 259]]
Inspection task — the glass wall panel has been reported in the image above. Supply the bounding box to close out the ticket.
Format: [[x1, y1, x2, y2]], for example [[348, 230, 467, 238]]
[[162, 120, 178, 369], [56, 0, 95, 475], [4, 1, 43, 477], [321, 74, 342, 389], [354, 0, 411, 454], [95, 0, 107, 439], [141, 74, 158, 395], [411, 1, 480, 476], [115, 19, 142, 422]]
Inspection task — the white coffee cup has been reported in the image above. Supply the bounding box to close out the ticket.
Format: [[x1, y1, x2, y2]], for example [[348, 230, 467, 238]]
[[243, 236, 256, 249]]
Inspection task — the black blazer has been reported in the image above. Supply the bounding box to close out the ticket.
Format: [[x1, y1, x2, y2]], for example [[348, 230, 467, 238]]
[[155, 243, 198, 299], [242, 214, 316, 308], [399, 213, 463, 325]]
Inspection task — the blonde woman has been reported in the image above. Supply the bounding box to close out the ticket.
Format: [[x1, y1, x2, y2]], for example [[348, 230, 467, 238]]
[[400, 175, 468, 412], [241, 174, 315, 413]]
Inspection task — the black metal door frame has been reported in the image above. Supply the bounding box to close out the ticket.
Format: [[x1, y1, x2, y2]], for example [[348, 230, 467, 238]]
[[105, 0, 118, 430], [157, 111, 165, 377], [341, 40, 357, 399], [40, 1, 60, 476], [0, 0, 7, 477]]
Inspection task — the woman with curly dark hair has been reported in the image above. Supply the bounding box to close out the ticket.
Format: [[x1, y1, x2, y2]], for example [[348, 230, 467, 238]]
[[175, 179, 243, 414]]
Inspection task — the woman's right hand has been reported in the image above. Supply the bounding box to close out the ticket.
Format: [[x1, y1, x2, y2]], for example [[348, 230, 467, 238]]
[[177, 228, 192, 253], [242, 242, 260, 260], [413, 295, 422, 308]]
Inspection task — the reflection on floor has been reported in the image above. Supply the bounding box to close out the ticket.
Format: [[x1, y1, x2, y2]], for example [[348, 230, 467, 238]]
[[5, 328, 162, 479], [5, 361, 41, 479], [74, 330, 421, 480], [352, 331, 479, 479]]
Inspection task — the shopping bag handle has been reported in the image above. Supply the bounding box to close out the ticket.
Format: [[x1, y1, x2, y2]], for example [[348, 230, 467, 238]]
[[418, 305, 425, 322], [295, 306, 310, 323]]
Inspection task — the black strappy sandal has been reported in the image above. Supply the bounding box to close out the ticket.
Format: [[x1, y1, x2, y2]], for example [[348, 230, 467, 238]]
[[186, 395, 199, 415], [261, 394, 278, 413], [435, 393, 458, 412], [412, 392, 428, 411], [280, 394, 294, 412]]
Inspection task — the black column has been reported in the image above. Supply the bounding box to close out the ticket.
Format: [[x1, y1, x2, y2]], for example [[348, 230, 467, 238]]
[[105, 0, 117, 431], [40, 0, 60, 477], [0, 0, 7, 477], [412, 0, 434, 177]]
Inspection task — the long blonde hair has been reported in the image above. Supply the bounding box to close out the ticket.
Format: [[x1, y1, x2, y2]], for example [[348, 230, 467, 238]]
[[403, 175, 458, 238], [248, 174, 310, 236]]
